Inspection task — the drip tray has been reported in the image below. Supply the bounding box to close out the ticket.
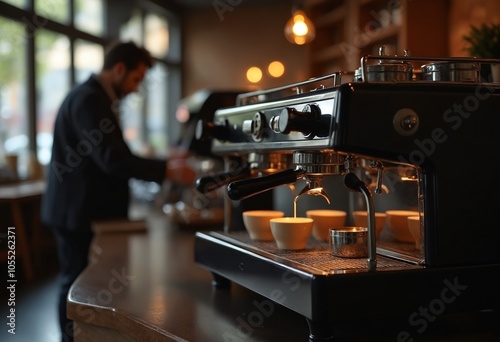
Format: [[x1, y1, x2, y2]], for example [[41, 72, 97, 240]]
[[194, 229, 424, 327], [194, 230, 499, 340], [205, 231, 420, 274]]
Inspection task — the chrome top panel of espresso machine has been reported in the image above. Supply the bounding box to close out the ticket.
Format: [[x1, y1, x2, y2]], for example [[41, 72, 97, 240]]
[[194, 53, 500, 341]]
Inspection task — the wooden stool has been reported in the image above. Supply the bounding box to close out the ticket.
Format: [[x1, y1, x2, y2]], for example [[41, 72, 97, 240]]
[[0, 180, 46, 280]]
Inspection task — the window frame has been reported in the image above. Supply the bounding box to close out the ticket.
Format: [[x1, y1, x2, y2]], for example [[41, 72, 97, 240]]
[[0, 0, 182, 171]]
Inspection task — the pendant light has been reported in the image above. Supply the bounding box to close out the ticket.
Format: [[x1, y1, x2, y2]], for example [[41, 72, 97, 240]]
[[284, 3, 315, 45]]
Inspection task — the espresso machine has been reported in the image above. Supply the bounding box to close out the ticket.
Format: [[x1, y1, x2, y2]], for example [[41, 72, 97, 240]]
[[194, 52, 500, 340]]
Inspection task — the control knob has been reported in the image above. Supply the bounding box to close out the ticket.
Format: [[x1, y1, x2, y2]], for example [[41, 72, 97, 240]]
[[242, 112, 266, 142], [272, 104, 329, 137], [195, 119, 231, 141]]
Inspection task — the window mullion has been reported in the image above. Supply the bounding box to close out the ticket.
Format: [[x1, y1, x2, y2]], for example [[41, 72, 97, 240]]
[[27, 20, 37, 155]]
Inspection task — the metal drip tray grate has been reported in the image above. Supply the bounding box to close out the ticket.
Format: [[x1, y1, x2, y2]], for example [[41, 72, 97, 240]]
[[214, 231, 420, 274]]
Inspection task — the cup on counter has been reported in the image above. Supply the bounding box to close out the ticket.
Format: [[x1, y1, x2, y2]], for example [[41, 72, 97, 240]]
[[385, 210, 419, 242], [270, 217, 314, 250], [306, 210, 347, 242], [407, 216, 421, 249], [242, 210, 284, 241], [352, 211, 386, 239]]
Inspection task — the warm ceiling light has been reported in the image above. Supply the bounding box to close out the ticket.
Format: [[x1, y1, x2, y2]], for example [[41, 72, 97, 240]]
[[268, 61, 285, 77], [284, 8, 315, 45], [246, 66, 262, 83]]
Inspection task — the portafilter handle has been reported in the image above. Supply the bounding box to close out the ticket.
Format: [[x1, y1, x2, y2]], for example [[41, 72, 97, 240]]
[[196, 167, 251, 194], [227, 168, 305, 201]]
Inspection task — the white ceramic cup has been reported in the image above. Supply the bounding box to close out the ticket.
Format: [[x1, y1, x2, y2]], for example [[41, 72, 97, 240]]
[[352, 211, 386, 238], [270, 217, 314, 250], [242, 210, 285, 241], [306, 210, 347, 242], [407, 216, 421, 249], [385, 210, 419, 242]]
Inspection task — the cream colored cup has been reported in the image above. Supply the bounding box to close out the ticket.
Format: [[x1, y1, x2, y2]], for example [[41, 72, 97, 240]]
[[407, 216, 421, 249], [352, 211, 386, 238], [306, 210, 347, 242], [270, 217, 314, 250], [385, 210, 419, 242], [242, 210, 285, 241]]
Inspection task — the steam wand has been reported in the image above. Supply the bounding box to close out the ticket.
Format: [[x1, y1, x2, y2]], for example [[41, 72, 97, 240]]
[[344, 172, 377, 271]]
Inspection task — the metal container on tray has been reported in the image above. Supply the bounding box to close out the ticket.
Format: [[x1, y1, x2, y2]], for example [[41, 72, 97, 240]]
[[330, 227, 368, 258], [361, 46, 413, 82], [366, 62, 413, 82], [421, 61, 480, 82]]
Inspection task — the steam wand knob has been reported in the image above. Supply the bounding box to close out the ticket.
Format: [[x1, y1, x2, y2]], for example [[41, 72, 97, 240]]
[[274, 105, 321, 136]]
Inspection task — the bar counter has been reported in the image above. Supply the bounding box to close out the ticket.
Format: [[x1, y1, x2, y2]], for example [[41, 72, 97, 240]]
[[68, 210, 500, 342]]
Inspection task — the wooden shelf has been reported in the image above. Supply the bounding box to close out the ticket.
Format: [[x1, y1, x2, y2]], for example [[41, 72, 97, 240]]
[[313, 44, 344, 63], [314, 5, 347, 27], [363, 24, 401, 46], [307, 0, 449, 77]]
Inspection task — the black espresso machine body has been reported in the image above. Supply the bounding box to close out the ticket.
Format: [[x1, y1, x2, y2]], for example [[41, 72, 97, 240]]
[[334, 81, 500, 267], [194, 55, 500, 340]]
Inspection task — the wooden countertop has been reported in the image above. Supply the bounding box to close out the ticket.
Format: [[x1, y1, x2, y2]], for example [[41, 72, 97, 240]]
[[68, 210, 500, 342], [67, 213, 310, 341], [0, 179, 45, 201]]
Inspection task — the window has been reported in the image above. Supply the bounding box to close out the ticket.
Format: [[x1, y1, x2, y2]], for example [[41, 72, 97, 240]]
[[120, 9, 143, 45], [0, 17, 28, 178], [145, 13, 169, 59], [75, 0, 104, 36], [121, 90, 145, 154], [0, 0, 181, 182], [2, 0, 25, 8], [35, 30, 71, 165], [74, 39, 103, 83], [119, 10, 181, 157], [35, 0, 69, 24], [146, 63, 168, 154]]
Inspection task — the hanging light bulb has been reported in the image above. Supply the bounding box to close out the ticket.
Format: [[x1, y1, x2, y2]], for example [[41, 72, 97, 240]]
[[284, 6, 315, 45]]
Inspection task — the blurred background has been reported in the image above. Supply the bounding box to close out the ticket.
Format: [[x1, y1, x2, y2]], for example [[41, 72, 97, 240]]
[[0, 0, 499, 181], [0, 0, 499, 340]]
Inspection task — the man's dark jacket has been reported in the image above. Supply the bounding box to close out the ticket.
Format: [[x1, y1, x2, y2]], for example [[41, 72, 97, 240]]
[[41, 75, 166, 232]]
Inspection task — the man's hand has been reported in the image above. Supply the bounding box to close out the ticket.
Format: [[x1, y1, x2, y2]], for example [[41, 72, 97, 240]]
[[165, 154, 197, 186]]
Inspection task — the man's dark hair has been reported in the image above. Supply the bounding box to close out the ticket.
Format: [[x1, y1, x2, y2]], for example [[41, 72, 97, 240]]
[[102, 41, 154, 71]]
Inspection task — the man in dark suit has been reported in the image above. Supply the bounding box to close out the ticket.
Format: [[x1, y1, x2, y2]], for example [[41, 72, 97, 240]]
[[40, 41, 195, 342]]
